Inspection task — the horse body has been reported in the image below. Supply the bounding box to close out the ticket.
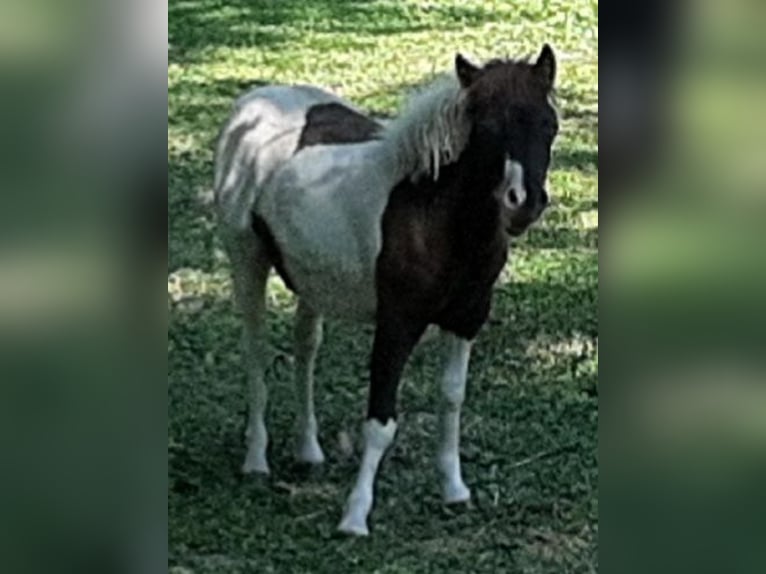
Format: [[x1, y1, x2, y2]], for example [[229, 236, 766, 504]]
[[213, 46, 559, 536]]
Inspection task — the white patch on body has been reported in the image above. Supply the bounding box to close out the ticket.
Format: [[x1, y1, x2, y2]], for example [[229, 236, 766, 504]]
[[437, 334, 472, 503], [338, 419, 398, 536], [500, 159, 527, 210], [257, 141, 398, 320]]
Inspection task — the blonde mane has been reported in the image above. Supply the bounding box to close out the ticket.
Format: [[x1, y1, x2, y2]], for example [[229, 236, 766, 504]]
[[382, 75, 471, 182]]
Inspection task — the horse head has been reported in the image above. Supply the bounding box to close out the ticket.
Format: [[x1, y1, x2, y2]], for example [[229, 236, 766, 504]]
[[456, 45, 559, 236]]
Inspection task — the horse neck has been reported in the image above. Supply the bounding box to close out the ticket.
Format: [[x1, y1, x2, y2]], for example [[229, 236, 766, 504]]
[[455, 135, 505, 207], [463, 134, 505, 189], [435, 137, 508, 251]]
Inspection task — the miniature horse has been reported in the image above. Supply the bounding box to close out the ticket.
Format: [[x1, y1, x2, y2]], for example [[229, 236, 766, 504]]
[[214, 45, 559, 536]]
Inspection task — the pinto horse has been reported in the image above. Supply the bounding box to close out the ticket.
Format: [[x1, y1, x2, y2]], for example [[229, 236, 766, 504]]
[[214, 46, 559, 536]]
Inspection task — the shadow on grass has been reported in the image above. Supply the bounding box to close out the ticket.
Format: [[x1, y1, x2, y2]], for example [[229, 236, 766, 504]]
[[563, 107, 599, 123], [523, 226, 598, 250], [555, 84, 598, 108], [170, 0, 500, 65], [576, 198, 598, 212], [554, 147, 598, 173], [168, 148, 219, 272], [170, 77, 272, 102]]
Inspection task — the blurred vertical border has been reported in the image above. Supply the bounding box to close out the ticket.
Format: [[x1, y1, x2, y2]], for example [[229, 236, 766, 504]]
[[602, 0, 766, 572], [0, 0, 167, 572]]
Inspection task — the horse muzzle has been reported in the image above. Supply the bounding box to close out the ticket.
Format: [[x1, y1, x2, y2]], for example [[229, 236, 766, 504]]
[[507, 191, 549, 236]]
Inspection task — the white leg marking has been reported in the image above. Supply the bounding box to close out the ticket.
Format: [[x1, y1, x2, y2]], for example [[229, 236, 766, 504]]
[[228, 235, 272, 475], [293, 302, 325, 464], [338, 419, 397, 536], [437, 333, 472, 503]]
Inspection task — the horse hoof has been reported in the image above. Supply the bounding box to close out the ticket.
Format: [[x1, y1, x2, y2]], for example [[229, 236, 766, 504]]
[[338, 516, 369, 537], [296, 438, 326, 465], [443, 482, 471, 504], [242, 453, 270, 475]]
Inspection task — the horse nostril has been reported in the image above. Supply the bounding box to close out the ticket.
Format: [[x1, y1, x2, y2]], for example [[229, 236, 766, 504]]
[[508, 188, 519, 206]]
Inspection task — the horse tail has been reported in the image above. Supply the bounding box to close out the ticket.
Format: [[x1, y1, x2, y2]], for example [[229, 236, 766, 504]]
[[214, 106, 263, 234]]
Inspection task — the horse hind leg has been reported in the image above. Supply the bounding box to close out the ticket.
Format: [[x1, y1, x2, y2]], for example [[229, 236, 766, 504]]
[[293, 301, 325, 464], [227, 232, 272, 475]]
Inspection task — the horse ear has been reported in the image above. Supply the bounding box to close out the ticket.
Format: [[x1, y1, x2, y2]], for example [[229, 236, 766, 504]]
[[455, 53, 480, 88], [534, 44, 557, 91]]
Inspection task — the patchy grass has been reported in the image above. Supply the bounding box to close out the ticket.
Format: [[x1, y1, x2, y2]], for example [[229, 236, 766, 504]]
[[168, 1, 598, 572]]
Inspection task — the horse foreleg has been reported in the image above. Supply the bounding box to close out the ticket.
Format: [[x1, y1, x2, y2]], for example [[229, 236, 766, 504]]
[[338, 312, 426, 536], [437, 332, 472, 503]]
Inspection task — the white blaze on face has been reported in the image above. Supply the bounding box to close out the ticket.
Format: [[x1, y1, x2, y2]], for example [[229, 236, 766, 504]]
[[501, 159, 527, 210]]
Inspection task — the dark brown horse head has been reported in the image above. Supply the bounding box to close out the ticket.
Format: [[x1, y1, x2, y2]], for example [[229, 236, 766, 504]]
[[456, 45, 559, 236]]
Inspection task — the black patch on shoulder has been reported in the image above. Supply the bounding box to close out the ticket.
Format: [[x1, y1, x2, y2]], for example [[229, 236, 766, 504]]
[[251, 214, 298, 293], [297, 103, 382, 151]]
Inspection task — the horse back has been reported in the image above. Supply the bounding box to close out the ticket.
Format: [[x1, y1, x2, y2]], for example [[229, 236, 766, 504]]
[[214, 85, 379, 232]]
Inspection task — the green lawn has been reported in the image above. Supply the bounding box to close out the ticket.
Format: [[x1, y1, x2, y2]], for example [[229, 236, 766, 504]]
[[168, 1, 598, 572]]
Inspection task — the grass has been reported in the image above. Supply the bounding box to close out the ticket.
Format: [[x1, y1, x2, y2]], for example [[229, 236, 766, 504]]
[[168, 1, 598, 572]]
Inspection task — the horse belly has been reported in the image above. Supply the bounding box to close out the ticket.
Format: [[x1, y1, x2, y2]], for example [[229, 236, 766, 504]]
[[278, 213, 379, 320], [288, 256, 378, 321]]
